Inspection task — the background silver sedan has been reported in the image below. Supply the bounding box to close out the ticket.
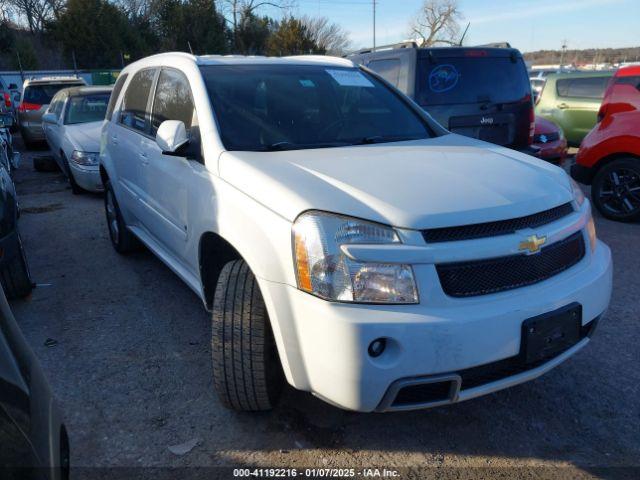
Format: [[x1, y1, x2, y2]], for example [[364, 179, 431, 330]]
[[42, 86, 112, 194]]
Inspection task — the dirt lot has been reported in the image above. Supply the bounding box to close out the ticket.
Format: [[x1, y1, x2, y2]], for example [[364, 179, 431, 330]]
[[8, 139, 640, 479]]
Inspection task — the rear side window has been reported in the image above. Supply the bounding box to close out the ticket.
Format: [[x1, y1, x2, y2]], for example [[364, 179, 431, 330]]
[[615, 75, 640, 91], [106, 73, 128, 121], [556, 77, 610, 99], [415, 55, 531, 106], [368, 59, 401, 87], [120, 69, 156, 133], [151, 69, 195, 135]]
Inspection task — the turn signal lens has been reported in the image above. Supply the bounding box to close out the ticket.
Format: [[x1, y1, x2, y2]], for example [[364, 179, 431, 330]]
[[587, 216, 597, 253]]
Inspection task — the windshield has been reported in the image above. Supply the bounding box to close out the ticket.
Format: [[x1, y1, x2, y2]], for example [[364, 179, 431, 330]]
[[23, 83, 84, 105], [200, 65, 433, 151], [65, 93, 110, 124], [416, 56, 531, 106]]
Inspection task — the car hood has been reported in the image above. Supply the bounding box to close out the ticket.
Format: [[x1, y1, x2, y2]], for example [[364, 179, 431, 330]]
[[219, 134, 573, 229], [66, 121, 102, 152]]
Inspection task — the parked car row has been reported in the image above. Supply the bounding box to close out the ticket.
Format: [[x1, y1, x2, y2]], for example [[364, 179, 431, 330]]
[[571, 65, 640, 221], [0, 113, 33, 301], [5, 47, 618, 417]]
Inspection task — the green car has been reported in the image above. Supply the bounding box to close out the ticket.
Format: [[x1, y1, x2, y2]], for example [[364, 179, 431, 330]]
[[536, 71, 613, 146]]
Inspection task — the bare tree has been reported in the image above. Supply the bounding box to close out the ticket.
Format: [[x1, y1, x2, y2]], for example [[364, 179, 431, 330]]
[[6, 0, 62, 33], [222, 0, 293, 48], [410, 0, 462, 47], [301, 15, 350, 56]]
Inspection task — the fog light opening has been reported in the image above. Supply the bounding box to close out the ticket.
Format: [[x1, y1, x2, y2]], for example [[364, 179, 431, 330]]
[[368, 338, 387, 358]]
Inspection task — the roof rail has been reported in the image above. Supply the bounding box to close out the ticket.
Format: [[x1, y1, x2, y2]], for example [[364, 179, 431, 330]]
[[346, 41, 418, 57], [474, 42, 512, 48]]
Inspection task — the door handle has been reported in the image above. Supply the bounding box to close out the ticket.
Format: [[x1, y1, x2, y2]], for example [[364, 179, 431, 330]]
[[557, 103, 570, 110], [111, 135, 118, 145], [139, 152, 149, 165]]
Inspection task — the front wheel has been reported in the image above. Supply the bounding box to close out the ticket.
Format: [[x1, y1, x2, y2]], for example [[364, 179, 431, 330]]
[[62, 154, 83, 195], [0, 231, 34, 299], [591, 158, 640, 222], [211, 260, 284, 411]]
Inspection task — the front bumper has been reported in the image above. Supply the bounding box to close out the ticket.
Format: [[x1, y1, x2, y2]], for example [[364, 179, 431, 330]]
[[260, 234, 612, 412], [68, 163, 104, 192], [571, 163, 594, 185]]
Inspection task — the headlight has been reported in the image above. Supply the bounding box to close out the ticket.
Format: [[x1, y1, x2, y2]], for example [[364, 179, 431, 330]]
[[70, 150, 99, 166], [570, 178, 585, 207], [293, 211, 418, 304]]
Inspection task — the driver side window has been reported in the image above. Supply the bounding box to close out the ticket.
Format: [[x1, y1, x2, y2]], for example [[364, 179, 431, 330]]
[[151, 69, 197, 136]]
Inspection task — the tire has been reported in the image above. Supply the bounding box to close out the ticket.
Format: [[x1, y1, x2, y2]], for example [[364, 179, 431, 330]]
[[212, 260, 284, 411], [62, 154, 83, 195], [591, 158, 640, 222], [0, 232, 34, 299], [104, 181, 139, 254]]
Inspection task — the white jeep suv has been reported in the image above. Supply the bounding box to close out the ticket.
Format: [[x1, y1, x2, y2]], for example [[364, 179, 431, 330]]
[[100, 53, 612, 412]]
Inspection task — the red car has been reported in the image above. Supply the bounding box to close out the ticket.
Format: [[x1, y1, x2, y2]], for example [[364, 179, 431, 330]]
[[571, 66, 640, 222], [533, 116, 567, 164]]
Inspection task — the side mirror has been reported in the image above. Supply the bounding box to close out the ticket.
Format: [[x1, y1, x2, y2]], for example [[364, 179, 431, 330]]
[[156, 120, 188, 155], [42, 112, 57, 124]]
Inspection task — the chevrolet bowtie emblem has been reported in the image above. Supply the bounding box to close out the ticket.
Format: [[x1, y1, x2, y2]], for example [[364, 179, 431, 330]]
[[519, 235, 547, 254]]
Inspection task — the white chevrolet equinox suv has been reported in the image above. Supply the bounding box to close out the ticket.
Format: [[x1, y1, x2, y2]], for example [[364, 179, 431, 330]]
[[100, 53, 612, 413]]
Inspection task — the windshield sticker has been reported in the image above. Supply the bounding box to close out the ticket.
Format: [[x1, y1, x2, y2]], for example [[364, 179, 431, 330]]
[[429, 64, 460, 93], [326, 69, 374, 88], [299, 79, 316, 88]]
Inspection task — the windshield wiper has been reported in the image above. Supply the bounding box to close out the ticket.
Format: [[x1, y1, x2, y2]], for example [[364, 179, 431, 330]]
[[264, 141, 352, 151]]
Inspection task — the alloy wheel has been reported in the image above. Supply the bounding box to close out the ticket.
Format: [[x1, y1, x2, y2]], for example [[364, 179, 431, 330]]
[[598, 167, 640, 216]]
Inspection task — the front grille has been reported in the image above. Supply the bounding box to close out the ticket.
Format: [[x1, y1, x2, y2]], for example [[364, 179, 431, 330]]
[[533, 131, 560, 143], [423, 203, 574, 243], [436, 231, 585, 297]]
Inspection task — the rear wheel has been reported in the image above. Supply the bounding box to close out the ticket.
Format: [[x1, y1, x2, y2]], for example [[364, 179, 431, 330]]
[[211, 260, 284, 411], [0, 231, 34, 299], [104, 181, 139, 254], [592, 158, 640, 222]]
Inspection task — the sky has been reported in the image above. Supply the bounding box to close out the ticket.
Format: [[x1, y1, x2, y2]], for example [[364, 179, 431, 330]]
[[283, 0, 640, 52]]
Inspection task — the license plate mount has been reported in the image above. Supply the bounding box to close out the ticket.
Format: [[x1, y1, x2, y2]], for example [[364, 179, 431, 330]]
[[521, 303, 582, 364]]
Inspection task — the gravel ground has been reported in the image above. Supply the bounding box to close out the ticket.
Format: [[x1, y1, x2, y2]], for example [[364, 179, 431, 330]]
[[8, 139, 640, 479]]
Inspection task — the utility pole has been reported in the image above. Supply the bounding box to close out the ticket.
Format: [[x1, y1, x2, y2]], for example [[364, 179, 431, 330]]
[[559, 39, 568, 70], [373, 0, 377, 49]]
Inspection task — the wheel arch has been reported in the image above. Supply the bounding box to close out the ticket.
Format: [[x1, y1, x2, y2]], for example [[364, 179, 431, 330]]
[[198, 231, 242, 310], [99, 164, 109, 187], [591, 152, 640, 177]]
